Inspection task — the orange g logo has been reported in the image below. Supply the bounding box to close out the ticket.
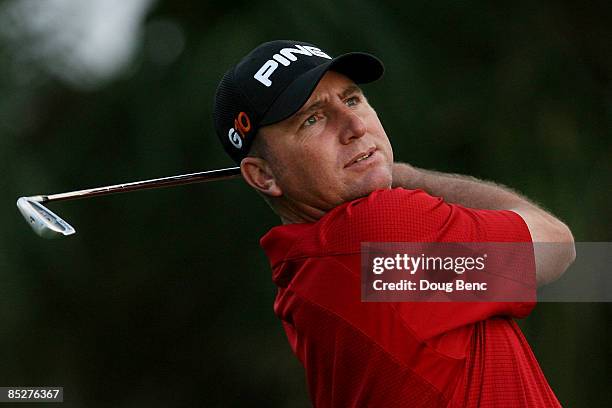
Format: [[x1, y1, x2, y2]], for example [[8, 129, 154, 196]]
[[234, 112, 251, 137], [228, 112, 252, 149]]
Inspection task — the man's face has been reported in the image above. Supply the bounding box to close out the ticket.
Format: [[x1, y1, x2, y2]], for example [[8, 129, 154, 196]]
[[257, 71, 394, 216]]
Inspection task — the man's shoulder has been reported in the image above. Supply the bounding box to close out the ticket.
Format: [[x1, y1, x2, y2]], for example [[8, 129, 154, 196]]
[[308, 188, 446, 250], [321, 187, 443, 228], [356, 187, 436, 205]]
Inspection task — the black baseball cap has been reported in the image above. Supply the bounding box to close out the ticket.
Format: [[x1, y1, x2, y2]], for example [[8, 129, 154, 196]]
[[213, 40, 384, 163]]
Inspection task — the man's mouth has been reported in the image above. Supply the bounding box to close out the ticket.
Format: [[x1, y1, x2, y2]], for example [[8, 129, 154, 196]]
[[345, 148, 376, 168]]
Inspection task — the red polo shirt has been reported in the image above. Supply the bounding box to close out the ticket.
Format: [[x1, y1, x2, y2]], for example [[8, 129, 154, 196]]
[[261, 188, 560, 407]]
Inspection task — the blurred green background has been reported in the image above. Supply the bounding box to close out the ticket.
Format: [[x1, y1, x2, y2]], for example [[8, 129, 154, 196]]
[[1, 0, 610, 406]]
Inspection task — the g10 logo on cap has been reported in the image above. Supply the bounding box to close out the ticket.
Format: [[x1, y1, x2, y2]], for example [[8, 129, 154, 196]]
[[228, 111, 252, 149], [253, 44, 332, 87]]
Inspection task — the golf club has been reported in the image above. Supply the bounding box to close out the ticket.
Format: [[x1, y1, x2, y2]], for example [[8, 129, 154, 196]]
[[17, 166, 241, 239]]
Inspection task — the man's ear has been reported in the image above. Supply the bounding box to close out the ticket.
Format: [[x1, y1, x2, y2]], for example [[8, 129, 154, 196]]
[[240, 157, 283, 197]]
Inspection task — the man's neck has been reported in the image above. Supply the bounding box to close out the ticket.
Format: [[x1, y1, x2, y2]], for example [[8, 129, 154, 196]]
[[277, 199, 326, 225]]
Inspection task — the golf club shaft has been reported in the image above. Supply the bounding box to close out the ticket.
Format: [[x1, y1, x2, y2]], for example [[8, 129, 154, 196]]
[[33, 166, 241, 203]]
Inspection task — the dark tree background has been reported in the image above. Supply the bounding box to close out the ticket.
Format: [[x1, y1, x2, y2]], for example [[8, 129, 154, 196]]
[[1, 0, 610, 406]]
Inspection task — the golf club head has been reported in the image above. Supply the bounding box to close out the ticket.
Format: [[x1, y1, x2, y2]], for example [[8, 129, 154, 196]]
[[16, 197, 76, 238]]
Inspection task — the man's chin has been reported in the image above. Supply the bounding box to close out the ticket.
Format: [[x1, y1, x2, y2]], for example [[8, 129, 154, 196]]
[[349, 169, 393, 200]]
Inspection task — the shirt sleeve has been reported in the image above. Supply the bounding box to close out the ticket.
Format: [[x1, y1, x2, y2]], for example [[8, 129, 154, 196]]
[[321, 188, 536, 340], [322, 188, 533, 244]]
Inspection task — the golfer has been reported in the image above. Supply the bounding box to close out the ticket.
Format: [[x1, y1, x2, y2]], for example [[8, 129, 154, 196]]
[[213, 40, 575, 407]]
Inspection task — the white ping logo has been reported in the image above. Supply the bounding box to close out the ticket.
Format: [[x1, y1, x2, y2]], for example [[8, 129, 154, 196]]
[[253, 45, 332, 87]]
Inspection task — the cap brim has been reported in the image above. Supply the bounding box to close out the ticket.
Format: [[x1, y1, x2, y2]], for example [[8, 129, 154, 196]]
[[259, 52, 384, 126]]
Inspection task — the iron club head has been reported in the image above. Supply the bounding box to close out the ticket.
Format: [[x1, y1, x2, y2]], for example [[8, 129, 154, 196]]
[[16, 197, 76, 239], [16, 166, 241, 238]]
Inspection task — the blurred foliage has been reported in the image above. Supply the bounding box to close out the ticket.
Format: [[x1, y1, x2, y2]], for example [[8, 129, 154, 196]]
[[0, 0, 610, 406]]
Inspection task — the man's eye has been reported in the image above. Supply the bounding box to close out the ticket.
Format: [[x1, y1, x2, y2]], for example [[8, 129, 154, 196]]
[[303, 115, 318, 127], [346, 96, 359, 107]]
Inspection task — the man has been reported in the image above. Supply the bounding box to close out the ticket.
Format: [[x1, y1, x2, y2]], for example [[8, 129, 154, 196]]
[[213, 40, 575, 407]]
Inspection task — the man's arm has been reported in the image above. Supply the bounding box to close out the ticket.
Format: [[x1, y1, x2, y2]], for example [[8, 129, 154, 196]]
[[392, 163, 576, 286]]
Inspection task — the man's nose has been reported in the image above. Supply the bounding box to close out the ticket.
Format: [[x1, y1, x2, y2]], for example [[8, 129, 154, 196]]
[[338, 107, 366, 144]]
